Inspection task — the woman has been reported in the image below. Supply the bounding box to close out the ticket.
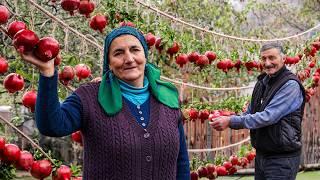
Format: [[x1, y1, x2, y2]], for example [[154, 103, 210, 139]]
[[21, 26, 190, 179]]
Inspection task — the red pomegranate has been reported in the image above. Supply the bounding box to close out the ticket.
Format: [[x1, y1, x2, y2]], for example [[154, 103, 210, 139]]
[[0, 5, 10, 24], [175, 54, 188, 68], [54, 54, 62, 66], [234, 59, 242, 72], [229, 155, 239, 166], [7, 21, 27, 38], [216, 166, 228, 176], [90, 14, 108, 33], [71, 131, 82, 144], [15, 150, 34, 171], [119, 21, 135, 27], [188, 108, 198, 121], [188, 52, 200, 63], [34, 37, 60, 62], [197, 166, 208, 178], [13, 29, 39, 54], [166, 42, 180, 55], [0, 137, 5, 151], [205, 51, 217, 63], [75, 63, 91, 81], [190, 171, 198, 180], [55, 165, 72, 180], [79, 0, 95, 18], [196, 55, 209, 68], [3, 144, 21, 164], [3, 73, 25, 93], [30, 159, 52, 179], [155, 38, 163, 52], [22, 90, 37, 112], [61, 0, 80, 16], [198, 109, 210, 123], [223, 161, 233, 170], [59, 66, 75, 85], [144, 32, 156, 47], [0, 57, 8, 74]]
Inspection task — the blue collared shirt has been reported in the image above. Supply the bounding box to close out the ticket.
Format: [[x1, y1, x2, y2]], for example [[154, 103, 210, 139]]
[[230, 79, 303, 129]]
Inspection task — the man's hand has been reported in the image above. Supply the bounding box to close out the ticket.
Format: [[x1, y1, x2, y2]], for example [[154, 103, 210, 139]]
[[209, 116, 231, 131]]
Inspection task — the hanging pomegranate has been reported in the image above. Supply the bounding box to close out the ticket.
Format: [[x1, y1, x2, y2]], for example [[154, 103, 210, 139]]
[[59, 66, 75, 85], [0, 57, 9, 74], [53, 165, 72, 180], [7, 21, 27, 38], [79, 0, 95, 18], [75, 64, 91, 81], [3, 144, 21, 164], [89, 14, 108, 33], [22, 90, 37, 112], [0, 5, 10, 24], [61, 0, 80, 16], [14, 150, 34, 171], [34, 37, 60, 62], [119, 21, 135, 27], [3, 73, 25, 93], [175, 54, 188, 68], [30, 159, 52, 180], [13, 29, 39, 54], [144, 32, 156, 47]]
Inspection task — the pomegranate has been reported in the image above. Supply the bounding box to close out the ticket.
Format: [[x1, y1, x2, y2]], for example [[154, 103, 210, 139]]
[[188, 109, 198, 121], [175, 54, 188, 68], [188, 52, 200, 63], [119, 21, 135, 27], [198, 109, 209, 123], [55, 165, 72, 180], [0, 57, 9, 74], [7, 21, 27, 38], [71, 131, 83, 144], [15, 150, 34, 171], [196, 55, 209, 68], [239, 157, 249, 168], [216, 166, 228, 176], [61, 0, 80, 16], [190, 171, 198, 180], [229, 155, 239, 166], [223, 161, 233, 170], [205, 51, 216, 63], [0, 5, 10, 24], [79, 0, 95, 18], [166, 42, 180, 55], [197, 166, 208, 178], [155, 38, 163, 52], [59, 66, 75, 85], [144, 32, 156, 47], [90, 14, 108, 33], [3, 73, 25, 93], [30, 159, 52, 179], [228, 166, 237, 175], [3, 144, 21, 164], [75, 63, 91, 81], [234, 59, 242, 72], [217, 59, 232, 73], [13, 29, 39, 53], [34, 37, 60, 62], [22, 90, 37, 112], [205, 163, 216, 175], [54, 54, 62, 66], [246, 151, 256, 162], [0, 137, 6, 151]]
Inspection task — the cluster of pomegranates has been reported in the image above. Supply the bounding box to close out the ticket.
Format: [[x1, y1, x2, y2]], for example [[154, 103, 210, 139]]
[[59, 64, 92, 85], [190, 151, 256, 180], [0, 137, 82, 180]]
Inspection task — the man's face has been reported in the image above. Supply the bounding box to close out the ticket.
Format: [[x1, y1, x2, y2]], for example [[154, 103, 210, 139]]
[[260, 48, 285, 76]]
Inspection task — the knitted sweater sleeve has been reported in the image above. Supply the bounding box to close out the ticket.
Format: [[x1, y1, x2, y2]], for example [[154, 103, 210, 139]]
[[176, 120, 191, 179], [35, 71, 82, 137]]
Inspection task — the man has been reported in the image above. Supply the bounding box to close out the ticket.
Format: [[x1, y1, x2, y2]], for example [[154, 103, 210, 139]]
[[210, 43, 305, 180]]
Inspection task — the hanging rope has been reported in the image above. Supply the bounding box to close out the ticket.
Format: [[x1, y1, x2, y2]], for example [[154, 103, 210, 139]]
[[160, 76, 254, 91], [136, 0, 320, 42], [188, 137, 250, 152]]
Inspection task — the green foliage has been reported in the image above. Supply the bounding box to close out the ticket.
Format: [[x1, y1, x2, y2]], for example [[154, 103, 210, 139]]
[[0, 164, 16, 180]]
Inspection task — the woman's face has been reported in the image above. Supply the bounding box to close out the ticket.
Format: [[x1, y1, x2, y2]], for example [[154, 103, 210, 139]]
[[108, 35, 146, 87]]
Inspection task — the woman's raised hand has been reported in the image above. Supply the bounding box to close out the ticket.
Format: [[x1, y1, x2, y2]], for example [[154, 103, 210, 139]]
[[19, 52, 55, 77]]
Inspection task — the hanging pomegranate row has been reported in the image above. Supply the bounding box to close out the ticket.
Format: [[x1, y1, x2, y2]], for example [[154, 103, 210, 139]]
[[59, 64, 91, 85]]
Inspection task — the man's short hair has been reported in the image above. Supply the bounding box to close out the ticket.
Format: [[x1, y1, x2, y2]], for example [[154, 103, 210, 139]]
[[260, 43, 284, 55]]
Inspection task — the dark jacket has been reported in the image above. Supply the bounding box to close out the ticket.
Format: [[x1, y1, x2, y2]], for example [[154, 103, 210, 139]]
[[250, 67, 306, 157]]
